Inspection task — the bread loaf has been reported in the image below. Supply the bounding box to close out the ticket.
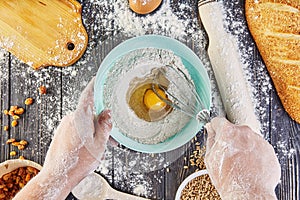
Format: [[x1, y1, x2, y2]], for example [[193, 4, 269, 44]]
[[245, 0, 300, 123]]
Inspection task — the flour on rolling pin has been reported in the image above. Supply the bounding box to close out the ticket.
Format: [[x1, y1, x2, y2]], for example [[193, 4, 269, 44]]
[[199, 2, 261, 134], [0, 0, 88, 69]]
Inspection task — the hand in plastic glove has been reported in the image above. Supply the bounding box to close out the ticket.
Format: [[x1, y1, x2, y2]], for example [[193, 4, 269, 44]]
[[205, 117, 281, 200], [14, 78, 112, 200]]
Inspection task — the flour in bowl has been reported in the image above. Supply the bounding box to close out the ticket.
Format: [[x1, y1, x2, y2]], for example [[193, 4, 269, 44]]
[[103, 48, 194, 144]]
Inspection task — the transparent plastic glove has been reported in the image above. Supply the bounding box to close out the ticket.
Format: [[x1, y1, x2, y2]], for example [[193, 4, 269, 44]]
[[205, 117, 281, 200], [13, 78, 112, 200]]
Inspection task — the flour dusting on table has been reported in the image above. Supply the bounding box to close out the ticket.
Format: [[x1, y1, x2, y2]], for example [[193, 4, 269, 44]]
[[87, 0, 204, 42]]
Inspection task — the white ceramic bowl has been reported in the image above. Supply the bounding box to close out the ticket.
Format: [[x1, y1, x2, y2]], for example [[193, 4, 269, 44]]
[[175, 169, 208, 200]]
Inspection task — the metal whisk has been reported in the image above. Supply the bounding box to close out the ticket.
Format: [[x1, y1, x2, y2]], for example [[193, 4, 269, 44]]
[[151, 63, 210, 123]]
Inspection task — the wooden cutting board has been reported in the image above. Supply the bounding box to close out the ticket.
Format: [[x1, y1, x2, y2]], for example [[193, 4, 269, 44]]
[[0, 0, 88, 69]]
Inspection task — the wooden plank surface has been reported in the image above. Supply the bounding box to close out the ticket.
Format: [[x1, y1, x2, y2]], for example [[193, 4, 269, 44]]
[[0, 0, 299, 200]]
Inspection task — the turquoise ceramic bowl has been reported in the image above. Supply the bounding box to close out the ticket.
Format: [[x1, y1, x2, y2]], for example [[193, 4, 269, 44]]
[[94, 35, 211, 153]]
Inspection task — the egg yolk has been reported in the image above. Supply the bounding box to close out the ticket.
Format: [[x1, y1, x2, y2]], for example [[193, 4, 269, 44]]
[[143, 88, 167, 111]]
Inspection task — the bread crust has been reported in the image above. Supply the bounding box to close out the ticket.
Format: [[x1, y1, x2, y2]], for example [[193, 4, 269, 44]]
[[245, 0, 300, 123]]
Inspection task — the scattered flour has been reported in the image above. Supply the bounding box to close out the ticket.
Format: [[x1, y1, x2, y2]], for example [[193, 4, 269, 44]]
[[86, 0, 204, 42], [0, 49, 5, 60], [133, 184, 147, 196], [0, 49, 5, 78]]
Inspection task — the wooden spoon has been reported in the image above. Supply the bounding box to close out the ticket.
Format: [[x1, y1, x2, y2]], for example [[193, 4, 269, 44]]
[[72, 172, 150, 200], [0, 0, 88, 69]]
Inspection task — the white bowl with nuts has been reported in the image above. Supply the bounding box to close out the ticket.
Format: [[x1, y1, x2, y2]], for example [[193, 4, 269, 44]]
[[0, 159, 42, 199]]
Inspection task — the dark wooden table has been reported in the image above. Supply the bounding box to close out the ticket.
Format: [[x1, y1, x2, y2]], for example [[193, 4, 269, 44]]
[[0, 0, 299, 199]]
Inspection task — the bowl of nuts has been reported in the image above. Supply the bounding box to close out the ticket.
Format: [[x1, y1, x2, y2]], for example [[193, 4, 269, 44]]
[[175, 169, 221, 200], [0, 159, 41, 199]]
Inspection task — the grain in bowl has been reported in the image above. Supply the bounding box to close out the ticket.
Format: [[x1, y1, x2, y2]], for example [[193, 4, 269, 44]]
[[175, 170, 221, 200]]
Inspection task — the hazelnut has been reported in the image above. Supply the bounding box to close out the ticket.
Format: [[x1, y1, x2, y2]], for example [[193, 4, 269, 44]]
[[6, 138, 16, 144], [19, 182, 25, 188], [13, 115, 20, 120], [11, 142, 20, 147], [19, 140, 28, 146], [39, 85, 47, 94], [25, 174, 31, 182], [14, 108, 24, 115], [19, 156, 25, 160], [24, 98, 33, 105], [10, 106, 18, 112], [9, 151, 17, 156], [8, 110, 15, 116], [11, 120, 18, 127], [3, 126, 9, 131], [18, 145, 25, 150]]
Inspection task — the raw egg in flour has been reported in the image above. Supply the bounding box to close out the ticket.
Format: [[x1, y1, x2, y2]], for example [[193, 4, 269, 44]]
[[128, 83, 172, 122], [144, 88, 167, 111], [129, 0, 162, 15]]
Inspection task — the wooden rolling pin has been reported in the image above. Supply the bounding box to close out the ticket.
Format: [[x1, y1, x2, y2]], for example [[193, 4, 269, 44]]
[[0, 0, 88, 69], [198, 1, 261, 134]]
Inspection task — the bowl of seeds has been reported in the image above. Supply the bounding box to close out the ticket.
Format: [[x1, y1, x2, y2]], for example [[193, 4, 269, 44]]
[[0, 159, 41, 199], [175, 169, 221, 200]]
